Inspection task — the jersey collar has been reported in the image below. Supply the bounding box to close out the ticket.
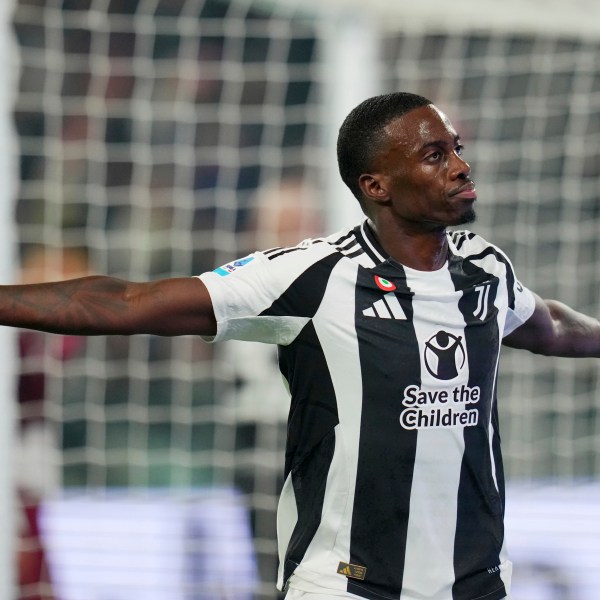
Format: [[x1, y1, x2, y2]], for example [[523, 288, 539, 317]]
[[355, 219, 389, 265]]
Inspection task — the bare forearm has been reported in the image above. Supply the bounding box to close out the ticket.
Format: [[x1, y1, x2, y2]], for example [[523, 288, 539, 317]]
[[0, 276, 143, 335], [543, 299, 600, 357], [504, 296, 600, 357]]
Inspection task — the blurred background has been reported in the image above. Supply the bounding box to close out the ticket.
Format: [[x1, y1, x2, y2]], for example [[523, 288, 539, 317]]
[[2, 0, 600, 599]]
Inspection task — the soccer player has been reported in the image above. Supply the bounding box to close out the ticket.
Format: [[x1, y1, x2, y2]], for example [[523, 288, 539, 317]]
[[3, 92, 600, 600]]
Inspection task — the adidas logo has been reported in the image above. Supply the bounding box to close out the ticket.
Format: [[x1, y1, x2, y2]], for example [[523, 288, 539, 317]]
[[336, 560, 367, 580], [362, 292, 407, 320]]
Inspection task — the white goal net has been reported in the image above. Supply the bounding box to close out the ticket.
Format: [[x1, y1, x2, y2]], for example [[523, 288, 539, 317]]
[[10, 1, 600, 599], [380, 30, 600, 479]]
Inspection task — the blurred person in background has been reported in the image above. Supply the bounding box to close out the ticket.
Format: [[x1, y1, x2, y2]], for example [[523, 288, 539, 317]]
[[222, 173, 324, 593], [16, 246, 90, 600]]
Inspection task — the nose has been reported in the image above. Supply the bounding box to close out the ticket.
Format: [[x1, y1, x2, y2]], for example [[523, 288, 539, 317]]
[[451, 152, 471, 180]]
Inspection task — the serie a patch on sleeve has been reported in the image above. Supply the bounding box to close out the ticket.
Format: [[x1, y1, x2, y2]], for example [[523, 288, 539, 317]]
[[337, 561, 367, 580], [213, 256, 254, 276]]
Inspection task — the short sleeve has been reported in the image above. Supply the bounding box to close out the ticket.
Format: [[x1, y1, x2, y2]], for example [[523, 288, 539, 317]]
[[450, 230, 536, 338], [503, 278, 536, 337], [197, 242, 337, 345]]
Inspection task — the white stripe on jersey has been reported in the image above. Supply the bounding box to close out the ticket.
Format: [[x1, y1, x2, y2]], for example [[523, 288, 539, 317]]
[[277, 472, 299, 588], [400, 265, 469, 600], [284, 258, 364, 593], [359, 220, 386, 263]]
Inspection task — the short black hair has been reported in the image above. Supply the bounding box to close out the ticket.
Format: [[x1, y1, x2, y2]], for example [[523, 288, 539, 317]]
[[337, 92, 432, 204]]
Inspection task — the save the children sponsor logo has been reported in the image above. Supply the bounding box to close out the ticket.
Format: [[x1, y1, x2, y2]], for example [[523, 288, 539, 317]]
[[424, 331, 466, 381], [399, 383, 480, 430], [399, 330, 479, 430]]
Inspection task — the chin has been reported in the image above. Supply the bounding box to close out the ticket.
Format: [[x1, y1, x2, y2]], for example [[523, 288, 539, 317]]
[[454, 208, 477, 226]]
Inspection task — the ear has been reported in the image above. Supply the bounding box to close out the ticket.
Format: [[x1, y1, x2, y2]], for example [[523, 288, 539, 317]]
[[358, 173, 390, 206]]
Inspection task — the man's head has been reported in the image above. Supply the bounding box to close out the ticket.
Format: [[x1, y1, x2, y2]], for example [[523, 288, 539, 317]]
[[337, 92, 432, 206], [337, 93, 476, 230]]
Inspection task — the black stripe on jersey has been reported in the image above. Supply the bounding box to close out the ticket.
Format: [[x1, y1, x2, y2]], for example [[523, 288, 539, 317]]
[[465, 246, 516, 310], [348, 264, 419, 600], [489, 384, 506, 555], [332, 231, 368, 261], [337, 237, 360, 252], [343, 247, 367, 260], [264, 241, 326, 260], [263, 246, 284, 256], [266, 246, 308, 261], [451, 231, 476, 252], [448, 251, 506, 600], [279, 321, 340, 586], [332, 230, 356, 246], [259, 252, 344, 319]]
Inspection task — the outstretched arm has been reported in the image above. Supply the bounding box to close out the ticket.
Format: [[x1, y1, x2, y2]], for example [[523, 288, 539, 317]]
[[0, 275, 216, 337], [503, 293, 600, 357]]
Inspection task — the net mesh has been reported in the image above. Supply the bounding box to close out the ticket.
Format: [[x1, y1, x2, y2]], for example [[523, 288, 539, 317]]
[[381, 32, 600, 479], [13, 1, 323, 598], [11, 1, 600, 599]]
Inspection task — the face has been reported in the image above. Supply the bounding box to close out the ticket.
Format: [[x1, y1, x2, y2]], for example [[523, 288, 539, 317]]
[[363, 104, 476, 231]]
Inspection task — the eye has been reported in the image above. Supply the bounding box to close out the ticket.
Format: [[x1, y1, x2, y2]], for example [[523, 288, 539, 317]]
[[455, 144, 465, 155], [427, 150, 443, 161]]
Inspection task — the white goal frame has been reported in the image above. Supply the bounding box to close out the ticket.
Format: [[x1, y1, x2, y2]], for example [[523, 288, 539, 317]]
[[0, 1, 17, 597]]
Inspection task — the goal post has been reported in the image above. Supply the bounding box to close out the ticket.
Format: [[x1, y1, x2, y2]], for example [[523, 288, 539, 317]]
[[0, 0, 17, 597], [317, 10, 380, 231], [261, 0, 600, 39]]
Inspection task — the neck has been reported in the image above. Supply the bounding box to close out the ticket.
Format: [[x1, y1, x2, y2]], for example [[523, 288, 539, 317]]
[[367, 218, 449, 271]]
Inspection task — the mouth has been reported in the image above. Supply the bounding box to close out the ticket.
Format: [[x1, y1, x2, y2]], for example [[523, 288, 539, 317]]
[[449, 181, 477, 200]]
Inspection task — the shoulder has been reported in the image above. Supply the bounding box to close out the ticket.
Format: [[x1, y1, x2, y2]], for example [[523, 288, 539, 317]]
[[448, 230, 535, 321], [448, 229, 523, 287], [449, 230, 512, 264], [258, 223, 360, 264], [258, 236, 340, 267]]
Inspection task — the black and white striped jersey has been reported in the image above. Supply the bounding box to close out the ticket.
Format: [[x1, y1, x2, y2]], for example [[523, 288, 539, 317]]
[[198, 219, 535, 600]]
